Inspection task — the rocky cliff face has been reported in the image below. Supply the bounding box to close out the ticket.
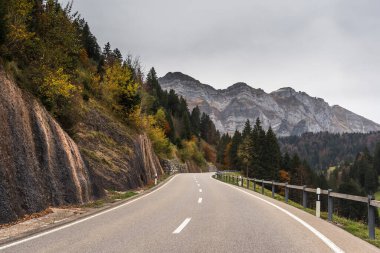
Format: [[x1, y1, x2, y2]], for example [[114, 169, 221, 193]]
[[0, 70, 165, 224], [158, 72, 380, 136], [74, 100, 164, 193], [0, 70, 93, 224]]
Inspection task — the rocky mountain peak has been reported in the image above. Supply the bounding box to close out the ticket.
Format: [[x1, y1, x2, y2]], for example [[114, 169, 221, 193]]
[[158, 72, 380, 136], [228, 82, 250, 89], [160, 72, 199, 83]]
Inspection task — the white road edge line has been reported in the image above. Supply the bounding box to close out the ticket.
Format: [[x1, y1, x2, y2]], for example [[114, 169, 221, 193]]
[[214, 176, 344, 253], [199, 189, 202, 193], [0, 175, 179, 251], [198, 198, 203, 204], [173, 218, 191, 234]]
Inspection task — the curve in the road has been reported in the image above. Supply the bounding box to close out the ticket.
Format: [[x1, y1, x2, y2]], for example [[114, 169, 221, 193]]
[[215, 178, 344, 253]]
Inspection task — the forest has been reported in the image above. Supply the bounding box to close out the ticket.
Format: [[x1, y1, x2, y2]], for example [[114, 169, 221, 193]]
[[279, 131, 380, 170]]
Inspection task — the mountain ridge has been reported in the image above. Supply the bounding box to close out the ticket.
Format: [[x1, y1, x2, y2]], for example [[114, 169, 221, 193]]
[[158, 72, 380, 136]]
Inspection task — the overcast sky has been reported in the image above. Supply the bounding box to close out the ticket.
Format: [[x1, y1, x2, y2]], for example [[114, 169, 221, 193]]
[[66, 0, 380, 123]]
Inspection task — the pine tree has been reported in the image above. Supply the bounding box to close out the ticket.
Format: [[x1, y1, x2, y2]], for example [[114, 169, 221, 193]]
[[229, 130, 242, 170], [181, 112, 192, 140], [373, 143, 380, 174], [216, 133, 231, 166], [113, 48, 123, 62], [190, 106, 201, 137], [281, 152, 291, 171], [242, 119, 252, 138], [251, 118, 266, 178], [0, 0, 7, 46], [264, 126, 281, 180], [167, 89, 179, 114], [78, 20, 100, 61], [238, 135, 253, 177], [103, 42, 112, 61]]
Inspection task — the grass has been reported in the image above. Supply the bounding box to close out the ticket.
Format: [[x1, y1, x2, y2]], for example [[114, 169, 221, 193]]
[[88, 131, 117, 147], [216, 174, 380, 248], [82, 190, 137, 209], [375, 191, 380, 201], [82, 173, 173, 209], [80, 147, 118, 172]]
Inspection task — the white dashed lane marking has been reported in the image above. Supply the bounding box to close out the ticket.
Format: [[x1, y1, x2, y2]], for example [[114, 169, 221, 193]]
[[173, 218, 192, 234]]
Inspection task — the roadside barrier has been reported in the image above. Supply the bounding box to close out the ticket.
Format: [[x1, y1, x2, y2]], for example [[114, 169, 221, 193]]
[[215, 171, 380, 240]]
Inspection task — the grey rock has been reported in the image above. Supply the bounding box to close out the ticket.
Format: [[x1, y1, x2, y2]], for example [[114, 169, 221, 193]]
[[159, 72, 380, 136]]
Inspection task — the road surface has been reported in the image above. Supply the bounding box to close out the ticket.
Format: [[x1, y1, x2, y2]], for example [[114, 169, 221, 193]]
[[0, 173, 378, 253]]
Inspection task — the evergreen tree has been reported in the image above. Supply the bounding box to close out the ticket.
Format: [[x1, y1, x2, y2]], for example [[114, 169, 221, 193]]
[[281, 152, 291, 171], [373, 143, 380, 174], [190, 106, 201, 137], [181, 112, 192, 140], [167, 89, 179, 114], [242, 119, 252, 138], [216, 133, 231, 166], [103, 42, 112, 61], [113, 48, 123, 62], [0, 0, 7, 46], [337, 181, 366, 220], [78, 20, 100, 61], [229, 130, 242, 170], [146, 68, 159, 91], [251, 118, 266, 178], [264, 126, 281, 180], [238, 135, 253, 177]]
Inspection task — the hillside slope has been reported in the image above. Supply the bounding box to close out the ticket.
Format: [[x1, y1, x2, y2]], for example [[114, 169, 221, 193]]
[[75, 100, 164, 191], [0, 70, 165, 224], [158, 72, 380, 136], [0, 70, 94, 224]]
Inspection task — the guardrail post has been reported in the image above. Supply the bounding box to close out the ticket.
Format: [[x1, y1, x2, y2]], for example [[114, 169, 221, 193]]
[[253, 179, 256, 191], [368, 195, 376, 240], [302, 185, 307, 208], [261, 180, 264, 194], [272, 181, 275, 198], [285, 183, 289, 203], [316, 188, 321, 218], [247, 178, 249, 189], [328, 189, 333, 222]]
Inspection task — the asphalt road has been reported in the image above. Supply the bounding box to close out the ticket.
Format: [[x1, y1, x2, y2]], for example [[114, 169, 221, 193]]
[[0, 173, 379, 253]]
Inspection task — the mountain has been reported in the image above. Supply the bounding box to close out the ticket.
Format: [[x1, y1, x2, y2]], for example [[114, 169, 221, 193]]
[[158, 72, 380, 136]]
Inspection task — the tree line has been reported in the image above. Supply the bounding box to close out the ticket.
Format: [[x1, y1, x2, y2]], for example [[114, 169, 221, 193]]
[[279, 131, 380, 170], [216, 119, 326, 189]]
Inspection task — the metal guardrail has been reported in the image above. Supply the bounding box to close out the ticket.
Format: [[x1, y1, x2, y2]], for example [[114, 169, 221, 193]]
[[215, 171, 380, 240]]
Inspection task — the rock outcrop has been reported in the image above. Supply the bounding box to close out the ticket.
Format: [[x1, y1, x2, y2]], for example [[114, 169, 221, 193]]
[[0, 70, 166, 224], [159, 72, 380, 136], [0, 70, 93, 224], [74, 100, 164, 192]]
